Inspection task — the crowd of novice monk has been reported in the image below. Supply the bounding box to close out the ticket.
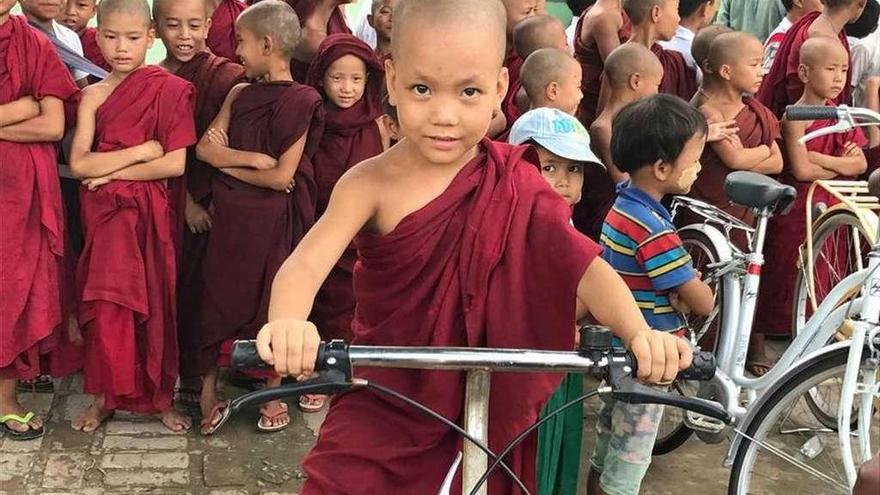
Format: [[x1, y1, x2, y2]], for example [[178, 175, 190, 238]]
[[0, 0, 878, 493]]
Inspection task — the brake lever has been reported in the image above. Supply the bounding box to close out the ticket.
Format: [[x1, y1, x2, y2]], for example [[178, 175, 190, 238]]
[[606, 372, 731, 424]]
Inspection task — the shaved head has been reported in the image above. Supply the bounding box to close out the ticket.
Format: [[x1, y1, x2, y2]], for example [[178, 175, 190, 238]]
[[706, 31, 762, 72], [152, 0, 210, 20], [623, 0, 666, 24], [691, 24, 733, 72], [97, 0, 152, 27], [237, 0, 302, 59], [513, 14, 567, 59], [520, 47, 577, 99], [800, 36, 849, 66], [392, 0, 507, 63], [605, 43, 663, 87]]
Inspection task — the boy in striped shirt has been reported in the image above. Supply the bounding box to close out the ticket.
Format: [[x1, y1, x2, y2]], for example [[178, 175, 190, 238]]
[[588, 94, 715, 495]]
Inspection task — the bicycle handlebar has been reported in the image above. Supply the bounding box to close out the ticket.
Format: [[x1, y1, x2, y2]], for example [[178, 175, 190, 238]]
[[784, 105, 841, 121]]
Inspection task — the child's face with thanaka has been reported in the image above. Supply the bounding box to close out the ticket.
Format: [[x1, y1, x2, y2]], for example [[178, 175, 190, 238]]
[[155, 0, 211, 64], [654, 133, 704, 194], [724, 37, 764, 94], [323, 54, 368, 109], [20, 0, 67, 22], [59, 0, 96, 33], [799, 41, 849, 101], [554, 59, 583, 116], [386, 19, 508, 166], [535, 146, 584, 205], [98, 11, 154, 74]]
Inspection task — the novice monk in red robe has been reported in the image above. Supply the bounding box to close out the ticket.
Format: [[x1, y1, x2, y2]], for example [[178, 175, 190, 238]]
[[0, 6, 81, 441], [755, 37, 867, 364], [68, 0, 196, 433], [253, 1, 693, 493], [757, 0, 867, 118], [622, 0, 697, 103], [285, 0, 352, 82], [196, 0, 325, 434], [574, 0, 630, 127], [504, 14, 568, 125], [154, 0, 247, 404], [500, 0, 540, 123], [206, 0, 246, 61], [59, 0, 111, 71]]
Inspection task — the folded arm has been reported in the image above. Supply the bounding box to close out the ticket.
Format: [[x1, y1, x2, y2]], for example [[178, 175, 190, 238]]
[[0, 96, 65, 143], [196, 83, 278, 169], [219, 133, 307, 192], [0, 96, 41, 127]]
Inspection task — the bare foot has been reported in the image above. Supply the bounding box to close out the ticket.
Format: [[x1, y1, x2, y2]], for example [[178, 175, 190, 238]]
[[157, 408, 192, 433], [71, 399, 113, 433]]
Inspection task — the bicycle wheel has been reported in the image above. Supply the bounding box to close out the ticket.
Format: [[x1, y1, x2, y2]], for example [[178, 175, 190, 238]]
[[653, 228, 724, 455], [728, 346, 880, 495], [792, 212, 872, 428]]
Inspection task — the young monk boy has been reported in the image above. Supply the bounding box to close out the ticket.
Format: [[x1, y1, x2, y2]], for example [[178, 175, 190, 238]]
[[588, 94, 715, 495], [573, 0, 630, 127], [755, 36, 867, 347], [69, 0, 196, 433], [301, 33, 388, 413], [520, 47, 583, 115], [206, 0, 247, 60], [692, 31, 784, 225], [690, 23, 732, 75], [505, 14, 569, 123], [623, 0, 698, 101], [0, 0, 81, 440], [367, 0, 395, 59], [252, 0, 693, 492], [153, 0, 247, 406], [59, 0, 111, 71], [195, 0, 325, 434], [20, 0, 89, 86], [758, 0, 868, 118], [500, 0, 540, 122]]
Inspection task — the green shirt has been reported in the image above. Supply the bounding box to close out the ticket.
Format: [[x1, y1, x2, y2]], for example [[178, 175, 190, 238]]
[[716, 0, 787, 43]]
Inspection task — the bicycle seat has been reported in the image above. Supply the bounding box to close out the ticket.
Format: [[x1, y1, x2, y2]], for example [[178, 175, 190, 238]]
[[724, 171, 797, 214]]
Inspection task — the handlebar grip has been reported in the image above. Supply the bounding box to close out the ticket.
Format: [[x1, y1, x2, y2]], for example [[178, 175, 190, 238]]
[[784, 105, 839, 121], [230, 340, 328, 371], [678, 351, 716, 381]]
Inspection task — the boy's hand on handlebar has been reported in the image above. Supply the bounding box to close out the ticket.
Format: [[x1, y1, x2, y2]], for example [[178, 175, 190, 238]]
[[626, 329, 693, 384], [255, 318, 321, 377]]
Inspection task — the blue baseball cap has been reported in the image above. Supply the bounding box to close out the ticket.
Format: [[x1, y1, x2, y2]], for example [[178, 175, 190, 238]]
[[508, 108, 604, 168]]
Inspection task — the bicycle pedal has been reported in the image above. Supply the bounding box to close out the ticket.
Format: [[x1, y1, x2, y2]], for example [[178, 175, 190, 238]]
[[685, 410, 726, 435]]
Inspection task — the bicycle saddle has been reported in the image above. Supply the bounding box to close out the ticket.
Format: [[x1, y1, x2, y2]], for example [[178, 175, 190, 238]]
[[724, 171, 797, 214]]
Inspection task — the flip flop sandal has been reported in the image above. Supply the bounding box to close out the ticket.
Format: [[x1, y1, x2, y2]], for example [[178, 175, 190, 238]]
[[298, 394, 327, 413], [16, 375, 54, 393], [257, 402, 290, 433], [0, 412, 44, 441], [200, 401, 229, 436]]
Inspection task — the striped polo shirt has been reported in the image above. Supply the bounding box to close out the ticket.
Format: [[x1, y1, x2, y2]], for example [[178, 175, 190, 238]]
[[600, 185, 695, 331]]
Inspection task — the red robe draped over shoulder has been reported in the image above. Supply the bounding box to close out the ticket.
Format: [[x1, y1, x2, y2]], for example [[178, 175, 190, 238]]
[[305, 34, 384, 341], [0, 16, 81, 380], [501, 51, 525, 125], [287, 0, 352, 82], [301, 140, 602, 495], [754, 115, 867, 334], [77, 67, 196, 413], [693, 97, 781, 224], [652, 43, 698, 101], [197, 81, 324, 375], [574, 8, 630, 128], [80, 27, 110, 72], [206, 0, 246, 61], [171, 51, 246, 380], [756, 12, 852, 118]]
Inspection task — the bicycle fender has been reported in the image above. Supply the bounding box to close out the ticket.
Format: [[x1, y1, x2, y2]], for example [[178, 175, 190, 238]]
[[812, 204, 878, 245], [677, 224, 736, 263]]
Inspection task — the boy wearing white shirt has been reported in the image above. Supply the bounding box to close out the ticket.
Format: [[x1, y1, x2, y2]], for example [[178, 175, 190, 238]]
[[659, 0, 719, 83], [20, 0, 88, 87]]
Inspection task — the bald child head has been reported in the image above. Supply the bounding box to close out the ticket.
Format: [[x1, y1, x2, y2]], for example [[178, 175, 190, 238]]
[[152, 0, 210, 21], [513, 14, 568, 59], [800, 36, 849, 67], [392, 0, 508, 64], [623, 0, 666, 24], [706, 31, 762, 73], [605, 43, 663, 89], [236, 0, 301, 59], [521, 48, 577, 99], [97, 0, 152, 27], [691, 24, 733, 72]]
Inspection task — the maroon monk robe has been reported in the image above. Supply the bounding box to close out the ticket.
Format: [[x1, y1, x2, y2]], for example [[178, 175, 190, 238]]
[[206, 0, 246, 61], [77, 67, 196, 413], [693, 97, 781, 226], [286, 0, 352, 83], [754, 115, 867, 335], [197, 81, 325, 375], [651, 43, 698, 101], [301, 139, 602, 495], [756, 12, 852, 119], [171, 51, 246, 380], [572, 158, 616, 242], [574, 8, 631, 128], [0, 16, 81, 380], [501, 50, 525, 125], [305, 34, 384, 342], [79, 27, 110, 72]]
